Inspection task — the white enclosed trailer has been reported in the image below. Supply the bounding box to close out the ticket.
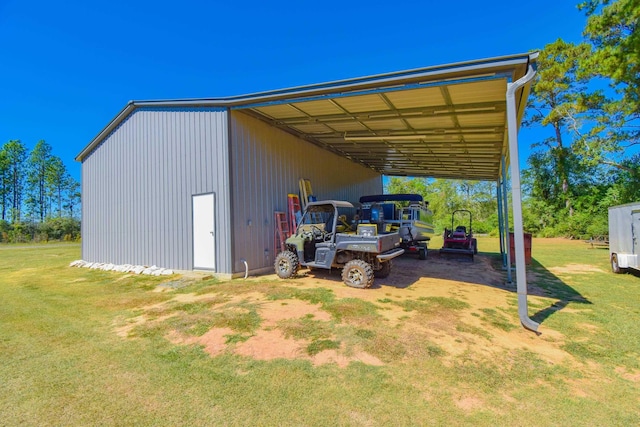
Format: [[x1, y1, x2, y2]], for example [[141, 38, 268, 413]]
[[609, 202, 640, 273]]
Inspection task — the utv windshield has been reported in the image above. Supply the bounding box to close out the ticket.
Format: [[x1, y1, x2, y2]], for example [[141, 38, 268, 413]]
[[300, 204, 358, 233]]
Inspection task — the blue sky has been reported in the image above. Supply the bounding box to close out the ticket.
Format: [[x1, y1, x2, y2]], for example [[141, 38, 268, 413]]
[[0, 0, 588, 182]]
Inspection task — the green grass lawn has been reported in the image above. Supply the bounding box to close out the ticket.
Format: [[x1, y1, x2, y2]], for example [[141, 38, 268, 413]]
[[1, 240, 639, 426]]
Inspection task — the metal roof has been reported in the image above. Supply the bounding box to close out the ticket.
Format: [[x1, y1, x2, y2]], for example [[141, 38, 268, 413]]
[[77, 52, 537, 181]]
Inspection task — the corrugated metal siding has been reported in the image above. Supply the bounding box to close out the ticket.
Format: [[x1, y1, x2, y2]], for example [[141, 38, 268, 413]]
[[229, 111, 382, 274], [609, 203, 639, 255], [81, 108, 231, 272]]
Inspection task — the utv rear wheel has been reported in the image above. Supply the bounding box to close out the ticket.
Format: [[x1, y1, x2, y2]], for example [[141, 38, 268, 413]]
[[274, 251, 299, 279], [342, 259, 374, 288], [472, 238, 478, 254], [374, 260, 392, 278]]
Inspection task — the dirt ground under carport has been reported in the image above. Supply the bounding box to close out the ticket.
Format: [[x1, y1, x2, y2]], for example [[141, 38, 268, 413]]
[[132, 247, 579, 369]]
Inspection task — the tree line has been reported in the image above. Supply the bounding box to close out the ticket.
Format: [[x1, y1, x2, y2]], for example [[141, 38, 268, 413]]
[[386, 0, 639, 239], [0, 139, 80, 242], [522, 0, 639, 237], [385, 178, 501, 235]]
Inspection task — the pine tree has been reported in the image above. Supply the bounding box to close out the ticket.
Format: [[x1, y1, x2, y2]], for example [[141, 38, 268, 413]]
[[3, 140, 28, 223], [26, 140, 53, 221]]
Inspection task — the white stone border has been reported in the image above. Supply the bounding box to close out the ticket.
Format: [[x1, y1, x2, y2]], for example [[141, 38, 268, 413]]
[[69, 260, 173, 276]]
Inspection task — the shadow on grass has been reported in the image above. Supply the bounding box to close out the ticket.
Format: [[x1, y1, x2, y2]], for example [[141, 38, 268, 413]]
[[517, 256, 592, 325], [625, 267, 640, 279], [471, 252, 593, 325], [392, 250, 591, 325]]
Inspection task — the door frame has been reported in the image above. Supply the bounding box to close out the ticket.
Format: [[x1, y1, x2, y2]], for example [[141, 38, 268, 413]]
[[192, 192, 216, 270]]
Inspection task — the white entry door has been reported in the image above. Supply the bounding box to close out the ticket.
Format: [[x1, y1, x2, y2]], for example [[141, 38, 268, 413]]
[[193, 193, 215, 270]]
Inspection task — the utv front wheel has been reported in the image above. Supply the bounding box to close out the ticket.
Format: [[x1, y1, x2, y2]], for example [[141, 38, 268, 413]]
[[342, 259, 374, 289], [274, 251, 299, 279]]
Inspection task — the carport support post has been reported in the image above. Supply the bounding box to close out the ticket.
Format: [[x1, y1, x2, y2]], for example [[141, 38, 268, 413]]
[[506, 65, 539, 333], [496, 181, 505, 261], [501, 157, 512, 283], [496, 178, 507, 267]]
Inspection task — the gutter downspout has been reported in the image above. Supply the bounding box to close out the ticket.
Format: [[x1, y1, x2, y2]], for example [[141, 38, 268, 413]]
[[506, 63, 540, 333]]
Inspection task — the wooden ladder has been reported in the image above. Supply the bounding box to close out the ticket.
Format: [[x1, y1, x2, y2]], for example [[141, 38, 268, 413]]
[[299, 178, 315, 209], [274, 211, 289, 253], [287, 194, 302, 233]]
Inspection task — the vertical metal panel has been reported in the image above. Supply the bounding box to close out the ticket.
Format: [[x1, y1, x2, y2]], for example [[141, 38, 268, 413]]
[[229, 111, 383, 274], [80, 108, 231, 272], [609, 203, 640, 256]]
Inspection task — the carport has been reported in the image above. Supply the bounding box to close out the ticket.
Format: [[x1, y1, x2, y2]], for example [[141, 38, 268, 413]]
[[229, 52, 539, 332], [96, 52, 539, 331]]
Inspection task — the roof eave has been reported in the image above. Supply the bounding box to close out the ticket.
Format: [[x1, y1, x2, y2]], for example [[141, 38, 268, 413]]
[[76, 51, 538, 162]]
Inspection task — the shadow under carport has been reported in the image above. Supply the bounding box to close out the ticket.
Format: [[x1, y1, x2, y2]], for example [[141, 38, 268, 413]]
[[293, 249, 591, 326]]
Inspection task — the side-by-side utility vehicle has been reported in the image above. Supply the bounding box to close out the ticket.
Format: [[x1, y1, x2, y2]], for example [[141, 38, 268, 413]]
[[274, 200, 404, 288]]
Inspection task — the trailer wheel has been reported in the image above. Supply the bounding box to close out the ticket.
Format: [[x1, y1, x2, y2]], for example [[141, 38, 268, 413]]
[[342, 259, 374, 288], [611, 253, 626, 274], [274, 251, 299, 279], [374, 260, 392, 278]]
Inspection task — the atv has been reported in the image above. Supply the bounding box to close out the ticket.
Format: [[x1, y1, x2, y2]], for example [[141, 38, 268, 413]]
[[274, 200, 404, 288]]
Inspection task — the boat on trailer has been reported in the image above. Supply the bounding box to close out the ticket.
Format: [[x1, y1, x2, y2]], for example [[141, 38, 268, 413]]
[[358, 194, 435, 259]]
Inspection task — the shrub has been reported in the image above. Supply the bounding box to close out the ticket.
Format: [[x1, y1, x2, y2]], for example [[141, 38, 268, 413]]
[[0, 217, 81, 243]]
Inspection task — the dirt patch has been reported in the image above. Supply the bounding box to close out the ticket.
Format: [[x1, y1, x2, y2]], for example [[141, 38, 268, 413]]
[[234, 329, 305, 360], [455, 395, 485, 411], [549, 264, 605, 275], [193, 327, 233, 357], [257, 299, 331, 327], [273, 253, 575, 367], [119, 251, 581, 368], [615, 366, 640, 382]]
